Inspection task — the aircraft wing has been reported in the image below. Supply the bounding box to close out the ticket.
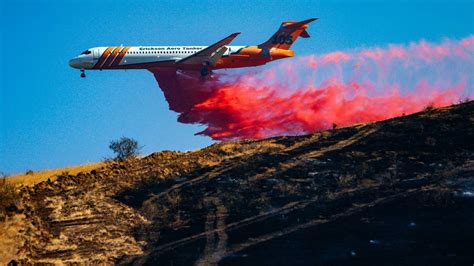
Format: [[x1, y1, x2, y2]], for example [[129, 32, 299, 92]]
[[176, 32, 240, 66]]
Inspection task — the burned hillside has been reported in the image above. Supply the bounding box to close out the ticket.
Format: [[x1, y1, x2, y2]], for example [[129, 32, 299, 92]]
[[2, 101, 473, 265]]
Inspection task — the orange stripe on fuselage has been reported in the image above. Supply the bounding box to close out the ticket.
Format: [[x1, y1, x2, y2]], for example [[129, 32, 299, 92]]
[[93, 47, 114, 69], [103, 47, 120, 68], [109, 47, 125, 67], [111, 47, 129, 67]]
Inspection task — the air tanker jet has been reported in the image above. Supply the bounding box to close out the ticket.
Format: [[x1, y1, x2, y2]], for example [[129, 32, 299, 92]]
[[69, 18, 317, 78]]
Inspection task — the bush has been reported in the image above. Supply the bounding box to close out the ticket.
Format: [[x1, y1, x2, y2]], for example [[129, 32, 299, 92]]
[[56, 171, 70, 179], [109, 137, 141, 161], [0, 177, 19, 220], [458, 97, 471, 104], [424, 103, 434, 112]]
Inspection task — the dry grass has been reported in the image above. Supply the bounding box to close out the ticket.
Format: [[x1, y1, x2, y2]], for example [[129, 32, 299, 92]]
[[6, 162, 104, 186], [0, 178, 19, 220], [0, 214, 26, 265]]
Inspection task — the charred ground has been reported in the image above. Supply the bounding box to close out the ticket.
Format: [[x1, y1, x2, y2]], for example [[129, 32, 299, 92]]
[[2, 101, 474, 265]]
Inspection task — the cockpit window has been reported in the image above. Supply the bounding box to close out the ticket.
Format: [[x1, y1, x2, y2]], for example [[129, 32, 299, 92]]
[[80, 50, 91, 55]]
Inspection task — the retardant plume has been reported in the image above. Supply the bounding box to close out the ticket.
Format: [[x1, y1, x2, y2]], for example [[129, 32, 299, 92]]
[[151, 36, 474, 140]]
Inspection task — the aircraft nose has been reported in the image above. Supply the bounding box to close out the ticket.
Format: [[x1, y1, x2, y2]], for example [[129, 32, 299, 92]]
[[69, 58, 81, 69]]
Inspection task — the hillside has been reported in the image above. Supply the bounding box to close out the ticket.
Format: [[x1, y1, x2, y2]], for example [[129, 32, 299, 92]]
[[5, 162, 104, 186], [1, 101, 473, 265]]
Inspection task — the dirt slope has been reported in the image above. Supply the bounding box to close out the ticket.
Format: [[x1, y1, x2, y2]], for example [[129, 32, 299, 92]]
[[2, 101, 473, 265]]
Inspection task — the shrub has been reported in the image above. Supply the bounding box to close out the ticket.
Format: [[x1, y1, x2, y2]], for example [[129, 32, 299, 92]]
[[109, 137, 141, 161], [458, 97, 471, 104], [56, 171, 70, 179], [0, 177, 19, 220], [424, 103, 434, 112]]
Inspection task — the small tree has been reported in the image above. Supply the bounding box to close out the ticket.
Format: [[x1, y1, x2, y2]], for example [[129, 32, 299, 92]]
[[109, 137, 140, 161]]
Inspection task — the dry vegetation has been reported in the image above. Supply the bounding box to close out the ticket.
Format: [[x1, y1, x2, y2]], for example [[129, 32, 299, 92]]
[[6, 162, 104, 186], [1, 101, 473, 265], [0, 177, 19, 220]]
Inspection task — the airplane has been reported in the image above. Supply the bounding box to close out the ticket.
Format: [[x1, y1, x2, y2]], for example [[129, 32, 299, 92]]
[[69, 18, 317, 78]]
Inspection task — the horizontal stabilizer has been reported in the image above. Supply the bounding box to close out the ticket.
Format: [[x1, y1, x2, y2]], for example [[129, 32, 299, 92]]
[[300, 29, 310, 38], [283, 18, 318, 29]]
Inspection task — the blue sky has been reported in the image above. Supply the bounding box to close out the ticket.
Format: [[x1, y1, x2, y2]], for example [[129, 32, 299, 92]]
[[1, 0, 473, 174]]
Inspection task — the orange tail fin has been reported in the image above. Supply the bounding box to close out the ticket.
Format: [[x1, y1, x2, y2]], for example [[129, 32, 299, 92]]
[[259, 18, 318, 50]]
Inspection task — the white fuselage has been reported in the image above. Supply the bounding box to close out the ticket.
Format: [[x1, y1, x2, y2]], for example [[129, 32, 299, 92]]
[[69, 45, 245, 70]]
